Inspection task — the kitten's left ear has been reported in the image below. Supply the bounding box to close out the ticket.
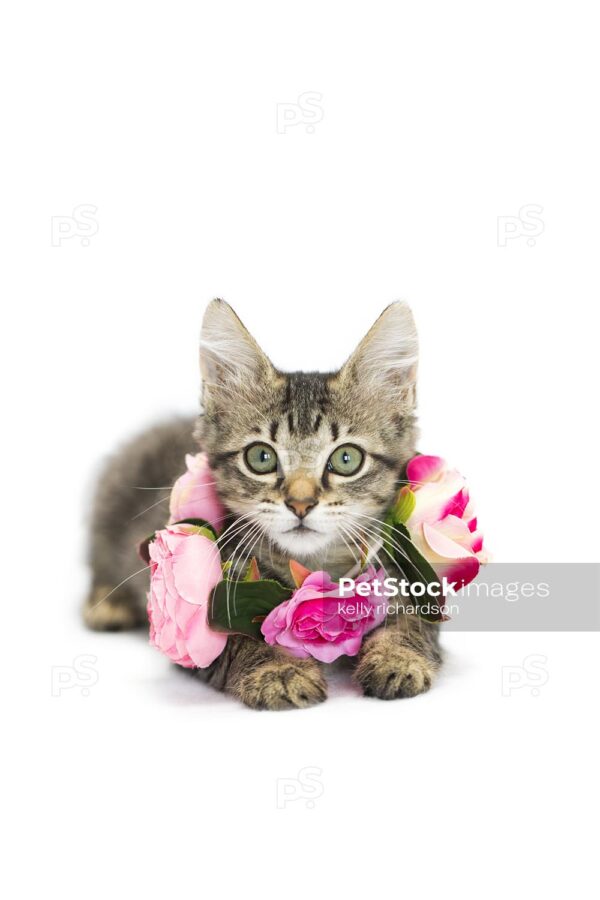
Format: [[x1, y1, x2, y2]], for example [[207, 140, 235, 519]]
[[337, 301, 418, 407]]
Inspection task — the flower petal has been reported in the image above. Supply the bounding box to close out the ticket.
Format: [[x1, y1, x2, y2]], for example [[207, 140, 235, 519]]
[[439, 557, 480, 590], [422, 521, 473, 560], [406, 455, 446, 486]]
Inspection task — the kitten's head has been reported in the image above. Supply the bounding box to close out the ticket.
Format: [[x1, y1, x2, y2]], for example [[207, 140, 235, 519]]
[[196, 300, 418, 569]]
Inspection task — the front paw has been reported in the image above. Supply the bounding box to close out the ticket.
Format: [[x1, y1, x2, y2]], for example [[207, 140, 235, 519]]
[[235, 657, 327, 711], [355, 643, 437, 700]]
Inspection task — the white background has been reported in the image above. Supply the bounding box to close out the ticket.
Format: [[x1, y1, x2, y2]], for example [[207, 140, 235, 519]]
[[2, 2, 599, 898]]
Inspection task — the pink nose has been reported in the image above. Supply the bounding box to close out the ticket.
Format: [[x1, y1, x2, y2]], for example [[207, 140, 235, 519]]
[[285, 497, 317, 519], [283, 473, 320, 519]]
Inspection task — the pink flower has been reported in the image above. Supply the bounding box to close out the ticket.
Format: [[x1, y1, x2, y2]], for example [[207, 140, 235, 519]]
[[261, 568, 387, 663], [147, 523, 226, 668], [403, 455, 487, 589], [169, 453, 226, 531]]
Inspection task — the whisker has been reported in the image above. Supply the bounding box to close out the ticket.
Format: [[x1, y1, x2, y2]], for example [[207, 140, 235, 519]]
[[130, 486, 228, 522], [132, 479, 220, 490], [343, 521, 389, 572], [225, 521, 263, 623], [130, 495, 170, 521], [337, 525, 365, 576], [348, 513, 434, 586], [214, 514, 259, 557], [342, 521, 383, 569], [345, 518, 396, 566], [231, 523, 267, 615], [224, 521, 261, 577], [88, 565, 151, 611]]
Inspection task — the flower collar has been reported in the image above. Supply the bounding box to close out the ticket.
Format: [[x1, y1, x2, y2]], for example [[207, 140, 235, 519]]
[[141, 453, 486, 668]]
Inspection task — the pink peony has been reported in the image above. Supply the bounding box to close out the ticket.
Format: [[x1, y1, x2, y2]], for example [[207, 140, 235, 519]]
[[261, 568, 387, 663], [147, 523, 226, 668], [403, 455, 487, 589], [168, 452, 226, 530]]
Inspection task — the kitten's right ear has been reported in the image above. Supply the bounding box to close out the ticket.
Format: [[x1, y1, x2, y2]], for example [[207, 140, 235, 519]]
[[336, 301, 419, 409], [200, 299, 273, 402]]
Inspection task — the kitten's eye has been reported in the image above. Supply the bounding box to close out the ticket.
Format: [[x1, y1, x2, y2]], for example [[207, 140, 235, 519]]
[[244, 443, 278, 474], [327, 444, 364, 476]]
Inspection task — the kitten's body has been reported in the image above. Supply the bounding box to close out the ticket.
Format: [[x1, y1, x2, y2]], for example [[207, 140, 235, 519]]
[[85, 301, 442, 708]]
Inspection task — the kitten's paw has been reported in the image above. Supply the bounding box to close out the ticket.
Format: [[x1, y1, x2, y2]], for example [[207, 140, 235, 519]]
[[236, 659, 327, 711], [83, 587, 146, 632], [355, 643, 437, 700]]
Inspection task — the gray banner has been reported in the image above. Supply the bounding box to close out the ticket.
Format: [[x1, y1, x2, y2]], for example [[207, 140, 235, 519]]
[[434, 563, 600, 631]]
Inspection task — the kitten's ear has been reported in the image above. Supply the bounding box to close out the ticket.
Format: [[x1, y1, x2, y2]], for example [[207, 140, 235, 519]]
[[200, 299, 273, 400], [338, 302, 418, 407]]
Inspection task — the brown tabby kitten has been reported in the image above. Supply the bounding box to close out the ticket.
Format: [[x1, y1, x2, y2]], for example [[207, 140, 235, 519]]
[[84, 300, 441, 709]]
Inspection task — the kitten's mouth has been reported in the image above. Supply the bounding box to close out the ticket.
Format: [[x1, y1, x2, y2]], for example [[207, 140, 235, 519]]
[[284, 523, 317, 534]]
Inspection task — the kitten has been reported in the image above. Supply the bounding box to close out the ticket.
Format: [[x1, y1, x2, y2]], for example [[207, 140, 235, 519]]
[[84, 300, 441, 709]]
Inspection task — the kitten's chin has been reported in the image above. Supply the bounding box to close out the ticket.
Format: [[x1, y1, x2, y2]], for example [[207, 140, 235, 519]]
[[270, 527, 334, 560]]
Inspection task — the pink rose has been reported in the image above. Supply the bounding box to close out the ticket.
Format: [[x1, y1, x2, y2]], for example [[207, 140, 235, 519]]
[[147, 523, 227, 668], [403, 455, 487, 589], [261, 568, 387, 663], [169, 453, 226, 531]]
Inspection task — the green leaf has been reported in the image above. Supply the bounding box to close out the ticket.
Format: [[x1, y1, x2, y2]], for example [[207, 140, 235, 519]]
[[208, 578, 293, 639], [381, 511, 397, 564], [386, 521, 446, 623], [392, 486, 416, 524], [171, 518, 217, 542]]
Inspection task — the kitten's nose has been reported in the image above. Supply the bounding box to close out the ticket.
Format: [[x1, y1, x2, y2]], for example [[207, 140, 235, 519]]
[[284, 474, 319, 519], [285, 497, 317, 519]]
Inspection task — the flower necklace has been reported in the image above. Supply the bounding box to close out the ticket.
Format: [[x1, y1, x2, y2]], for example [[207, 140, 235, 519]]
[[141, 453, 486, 668]]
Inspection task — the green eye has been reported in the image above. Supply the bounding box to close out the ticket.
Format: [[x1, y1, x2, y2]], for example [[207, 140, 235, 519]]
[[327, 445, 365, 476], [244, 443, 278, 474]]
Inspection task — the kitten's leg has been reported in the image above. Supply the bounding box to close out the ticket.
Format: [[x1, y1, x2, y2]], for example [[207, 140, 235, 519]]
[[354, 616, 442, 700], [83, 585, 146, 632], [83, 506, 151, 631], [201, 636, 327, 710]]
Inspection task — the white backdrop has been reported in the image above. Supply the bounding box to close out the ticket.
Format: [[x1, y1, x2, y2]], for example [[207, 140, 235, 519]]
[[2, 2, 599, 899]]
